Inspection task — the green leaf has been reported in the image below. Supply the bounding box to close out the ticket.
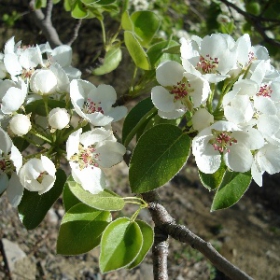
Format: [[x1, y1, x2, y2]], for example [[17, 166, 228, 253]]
[[57, 203, 111, 255], [131, 11, 161, 47], [147, 40, 180, 68], [199, 165, 227, 191], [211, 171, 252, 211], [12, 137, 30, 152], [71, 1, 88, 19], [121, 10, 133, 31], [127, 220, 153, 269], [124, 31, 150, 70], [122, 97, 155, 146], [35, 0, 47, 9], [92, 46, 122, 75], [25, 99, 66, 116], [100, 217, 143, 273], [162, 44, 180, 54], [81, 0, 115, 5], [63, 180, 80, 212], [18, 169, 67, 230], [129, 124, 191, 193], [68, 179, 125, 211]]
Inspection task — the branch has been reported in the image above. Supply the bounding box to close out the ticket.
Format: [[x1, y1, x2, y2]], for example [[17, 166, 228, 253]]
[[142, 191, 254, 280], [219, 0, 280, 48], [29, 0, 62, 48], [67, 19, 83, 46]]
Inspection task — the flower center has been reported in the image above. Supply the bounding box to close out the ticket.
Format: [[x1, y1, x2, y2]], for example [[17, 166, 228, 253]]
[[83, 98, 104, 114], [210, 130, 237, 153], [257, 84, 272, 98], [196, 54, 219, 74], [0, 158, 7, 171], [71, 144, 100, 170], [37, 171, 47, 183], [170, 80, 190, 100]]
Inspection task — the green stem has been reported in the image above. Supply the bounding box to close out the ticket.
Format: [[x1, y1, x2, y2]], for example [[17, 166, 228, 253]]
[[99, 19, 106, 46], [29, 129, 52, 143], [124, 107, 157, 147]]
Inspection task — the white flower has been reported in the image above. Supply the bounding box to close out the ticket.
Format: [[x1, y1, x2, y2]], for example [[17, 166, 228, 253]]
[[70, 79, 127, 126], [48, 45, 81, 80], [151, 61, 210, 119], [180, 33, 238, 82], [3, 36, 43, 79], [0, 78, 27, 114], [251, 143, 280, 186], [9, 114, 31, 136], [30, 69, 58, 95], [192, 121, 264, 174], [19, 155, 56, 195], [48, 107, 70, 130], [0, 127, 23, 207], [66, 128, 126, 194]]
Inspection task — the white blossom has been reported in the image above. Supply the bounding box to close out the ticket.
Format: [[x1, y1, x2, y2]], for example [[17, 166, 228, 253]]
[[192, 121, 264, 174], [19, 155, 56, 195], [66, 128, 126, 194], [9, 114, 31, 136], [0, 127, 23, 207], [151, 60, 210, 119], [70, 79, 127, 126], [48, 107, 70, 130]]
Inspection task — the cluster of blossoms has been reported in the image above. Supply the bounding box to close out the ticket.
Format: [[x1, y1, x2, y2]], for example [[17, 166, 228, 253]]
[[0, 37, 127, 207], [151, 33, 280, 186]]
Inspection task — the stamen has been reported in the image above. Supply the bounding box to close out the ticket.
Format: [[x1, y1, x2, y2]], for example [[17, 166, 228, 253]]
[[257, 84, 272, 98], [196, 54, 219, 74], [83, 98, 104, 114]]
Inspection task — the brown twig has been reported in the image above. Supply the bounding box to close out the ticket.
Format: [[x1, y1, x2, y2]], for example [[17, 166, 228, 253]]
[[142, 191, 254, 280], [29, 0, 62, 48], [219, 0, 280, 48]]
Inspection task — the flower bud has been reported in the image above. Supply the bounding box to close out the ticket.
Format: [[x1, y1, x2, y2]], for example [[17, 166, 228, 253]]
[[9, 114, 31, 136], [30, 69, 57, 95], [48, 107, 70, 130], [192, 108, 214, 131]]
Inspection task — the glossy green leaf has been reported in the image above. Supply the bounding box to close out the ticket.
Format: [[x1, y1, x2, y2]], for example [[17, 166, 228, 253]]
[[12, 137, 30, 152], [63, 181, 80, 212], [100, 217, 143, 273], [57, 203, 111, 255], [129, 124, 191, 193], [211, 171, 252, 211], [124, 31, 150, 70], [147, 40, 180, 68], [199, 165, 227, 191], [122, 97, 155, 146], [71, 1, 88, 19], [92, 46, 122, 75], [121, 10, 133, 31], [131, 11, 161, 47], [68, 179, 125, 211], [127, 220, 154, 269], [18, 169, 67, 230], [25, 99, 65, 116], [162, 44, 180, 54]]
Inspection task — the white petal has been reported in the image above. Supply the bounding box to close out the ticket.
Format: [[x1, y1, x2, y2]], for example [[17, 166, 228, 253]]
[[224, 144, 253, 172], [79, 128, 111, 147], [51, 45, 72, 67], [106, 106, 127, 122], [71, 164, 106, 194], [257, 115, 280, 136], [0, 173, 9, 194], [156, 61, 184, 86], [66, 128, 82, 159], [0, 127, 12, 154], [151, 86, 177, 112], [158, 109, 185, 119], [2, 87, 27, 114], [4, 53, 22, 76], [6, 173, 24, 207], [96, 141, 126, 168], [194, 145, 221, 174], [251, 160, 263, 187], [254, 95, 276, 115]]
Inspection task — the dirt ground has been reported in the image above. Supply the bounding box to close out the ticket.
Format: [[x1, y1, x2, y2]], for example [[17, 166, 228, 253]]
[[1, 156, 280, 280]]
